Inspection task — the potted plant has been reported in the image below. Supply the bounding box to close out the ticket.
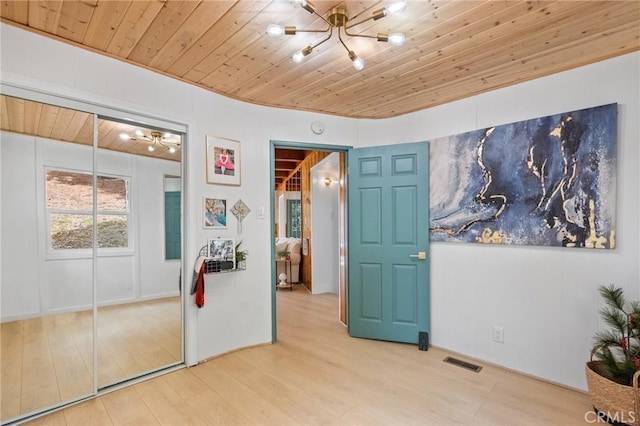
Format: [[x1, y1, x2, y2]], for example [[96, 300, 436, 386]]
[[586, 285, 640, 425], [235, 241, 248, 269], [276, 250, 289, 260]]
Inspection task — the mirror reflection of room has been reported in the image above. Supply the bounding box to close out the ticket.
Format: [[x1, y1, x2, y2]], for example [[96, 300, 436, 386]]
[[275, 169, 302, 287], [1, 96, 96, 421], [96, 117, 183, 388], [0, 95, 183, 423]]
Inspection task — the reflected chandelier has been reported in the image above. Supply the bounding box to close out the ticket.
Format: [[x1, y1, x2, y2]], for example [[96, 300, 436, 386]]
[[267, 0, 407, 71], [119, 130, 181, 154]]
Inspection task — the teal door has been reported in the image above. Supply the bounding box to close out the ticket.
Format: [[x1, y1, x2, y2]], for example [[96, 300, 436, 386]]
[[348, 142, 430, 343], [164, 191, 181, 260]]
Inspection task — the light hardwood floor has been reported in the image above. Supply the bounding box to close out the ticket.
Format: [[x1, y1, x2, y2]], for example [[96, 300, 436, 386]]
[[1, 307, 94, 421], [97, 297, 182, 387], [23, 285, 593, 425], [1, 297, 181, 423]]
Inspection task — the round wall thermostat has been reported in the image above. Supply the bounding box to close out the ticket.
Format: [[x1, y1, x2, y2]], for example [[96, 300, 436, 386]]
[[311, 121, 325, 134]]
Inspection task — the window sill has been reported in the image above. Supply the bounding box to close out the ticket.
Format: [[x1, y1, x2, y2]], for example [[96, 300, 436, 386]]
[[44, 250, 135, 261]]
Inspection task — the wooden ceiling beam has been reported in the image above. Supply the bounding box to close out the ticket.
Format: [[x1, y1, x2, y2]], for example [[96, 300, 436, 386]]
[[275, 160, 299, 170], [275, 149, 307, 161]]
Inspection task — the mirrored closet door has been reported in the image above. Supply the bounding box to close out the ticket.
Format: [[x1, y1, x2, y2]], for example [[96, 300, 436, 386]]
[[96, 118, 183, 388], [1, 95, 96, 422], [0, 94, 184, 423]]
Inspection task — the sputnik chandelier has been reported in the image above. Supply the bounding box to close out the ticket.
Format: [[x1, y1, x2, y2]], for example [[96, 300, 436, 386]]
[[267, 0, 407, 71], [119, 130, 181, 154]]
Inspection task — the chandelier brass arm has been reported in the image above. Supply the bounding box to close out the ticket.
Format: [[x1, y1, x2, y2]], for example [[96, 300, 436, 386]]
[[292, 28, 334, 63]]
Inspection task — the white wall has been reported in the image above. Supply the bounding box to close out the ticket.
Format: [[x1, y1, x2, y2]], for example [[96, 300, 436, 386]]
[[0, 133, 181, 320], [358, 53, 640, 390], [165, 177, 181, 192], [0, 136, 40, 318], [277, 194, 285, 239], [135, 155, 182, 300], [2, 23, 638, 390], [310, 153, 340, 294]]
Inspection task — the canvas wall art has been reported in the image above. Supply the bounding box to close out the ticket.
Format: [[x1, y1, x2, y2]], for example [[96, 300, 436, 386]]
[[429, 103, 617, 249]]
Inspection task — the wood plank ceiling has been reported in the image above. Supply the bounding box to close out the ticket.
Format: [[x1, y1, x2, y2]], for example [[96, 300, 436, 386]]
[[1, 94, 182, 161], [1, 1, 638, 120], [275, 148, 307, 187]]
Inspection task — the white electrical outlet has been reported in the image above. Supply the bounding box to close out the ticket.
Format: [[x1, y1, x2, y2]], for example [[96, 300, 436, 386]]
[[492, 326, 504, 343]]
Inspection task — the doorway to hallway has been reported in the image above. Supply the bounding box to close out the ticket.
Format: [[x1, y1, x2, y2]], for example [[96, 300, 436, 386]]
[[270, 142, 350, 342]]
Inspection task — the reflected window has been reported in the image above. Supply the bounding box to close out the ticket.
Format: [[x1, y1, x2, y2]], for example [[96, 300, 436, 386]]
[[46, 169, 130, 249], [287, 199, 301, 238]]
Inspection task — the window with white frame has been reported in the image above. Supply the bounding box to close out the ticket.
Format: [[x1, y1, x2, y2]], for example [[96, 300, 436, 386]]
[[46, 169, 130, 250]]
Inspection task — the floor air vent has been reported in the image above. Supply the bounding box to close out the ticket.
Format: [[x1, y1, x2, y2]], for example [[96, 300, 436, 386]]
[[443, 356, 483, 373]]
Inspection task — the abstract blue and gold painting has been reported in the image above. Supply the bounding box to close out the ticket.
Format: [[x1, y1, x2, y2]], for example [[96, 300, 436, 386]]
[[429, 103, 617, 248]]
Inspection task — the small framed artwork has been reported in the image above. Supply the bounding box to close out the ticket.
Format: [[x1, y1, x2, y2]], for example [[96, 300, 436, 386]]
[[207, 238, 236, 269], [203, 197, 227, 229], [206, 135, 240, 186]]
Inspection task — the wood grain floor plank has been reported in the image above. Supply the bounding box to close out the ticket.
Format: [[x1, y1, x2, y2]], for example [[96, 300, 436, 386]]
[[2, 297, 180, 423], [132, 378, 206, 426], [241, 351, 358, 418], [97, 297, 181, 386], [120, 413, 160, 426], [22, 410, 67, 426], [194, 363, 297, 425], [237, 368, 343, 425], [62, 398, 112, 426], [22, 285, 592, 425], [1, 321, 23, 419], [99, 386, 156, 426], [162, 369, 254, 425]]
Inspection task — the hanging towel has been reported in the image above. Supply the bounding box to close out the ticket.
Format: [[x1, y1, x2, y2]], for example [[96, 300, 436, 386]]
[[191, 255, 208, 308]]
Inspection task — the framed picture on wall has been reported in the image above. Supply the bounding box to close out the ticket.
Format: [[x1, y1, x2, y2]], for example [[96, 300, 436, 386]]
[[206, 135, 240, 186], [203, 197, 227, 229], [207, 238, 235, 269]]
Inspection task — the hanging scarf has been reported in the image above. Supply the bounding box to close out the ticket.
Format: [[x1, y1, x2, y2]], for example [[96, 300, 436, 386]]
[[191, 256, 207, 308]]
